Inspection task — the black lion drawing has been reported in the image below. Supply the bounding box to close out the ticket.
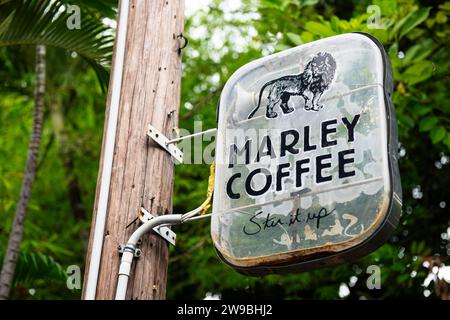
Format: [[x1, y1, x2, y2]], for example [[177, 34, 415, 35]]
[[247, 52, 337, 119]]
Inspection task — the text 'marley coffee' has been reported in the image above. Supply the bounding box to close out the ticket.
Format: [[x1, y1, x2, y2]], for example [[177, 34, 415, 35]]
[[211, 33, 402, 275]]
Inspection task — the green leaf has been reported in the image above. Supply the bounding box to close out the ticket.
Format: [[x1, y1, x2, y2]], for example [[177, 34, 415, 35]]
[[60, 0, 117, 18], [419, 116, 438, 132], [398, 7, 431, 39], [403, 60, 434, 85], [302, 0, 319, 6], [305, 21, 335, 37], [430, 126, 446, 144], [374, 0, 397, 16], [0, 251, 67, 285], [259, 0, 282, 10], [398, 114, 414, 128], [281, 0, 300, 10], [300, 31, 315, 43], [444, 133, 450, 149], [403, 39, 434, 65], [412, 105, 432, 116], [330, 16, 341, 32], [436, 11, 448, 24], [286, 32, 303, 45], [388, 42, 398, 59], [439, 2, 450, 12]]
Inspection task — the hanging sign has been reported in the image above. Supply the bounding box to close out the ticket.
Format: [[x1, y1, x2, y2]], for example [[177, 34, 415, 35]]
[[211, 33, 402, 275]]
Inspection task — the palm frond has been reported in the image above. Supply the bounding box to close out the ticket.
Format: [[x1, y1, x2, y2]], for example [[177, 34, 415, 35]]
[[0, 0, 115, 91], [0, 251, 67, 286], [60, 0, 118, 18]]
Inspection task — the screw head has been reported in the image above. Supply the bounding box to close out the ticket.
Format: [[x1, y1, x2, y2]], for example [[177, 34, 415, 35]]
[[135, 249, 142, 258]]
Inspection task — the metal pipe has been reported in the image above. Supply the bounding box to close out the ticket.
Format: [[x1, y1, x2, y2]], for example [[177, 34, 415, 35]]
[[115, 214, 183, 300]]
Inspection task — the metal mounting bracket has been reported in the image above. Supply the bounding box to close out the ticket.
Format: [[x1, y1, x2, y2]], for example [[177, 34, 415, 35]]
[[118, 244, 141, 258], [147, 124, 183, 164], [139, 207, 177, 246]]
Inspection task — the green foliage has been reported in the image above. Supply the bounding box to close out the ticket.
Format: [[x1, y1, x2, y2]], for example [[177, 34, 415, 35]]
[[0, 0, 114, 91], [0, 251, 67, 286], [0, 0, 112, 300], [391, 7, 431, 39], [60, 0, 118, 18]]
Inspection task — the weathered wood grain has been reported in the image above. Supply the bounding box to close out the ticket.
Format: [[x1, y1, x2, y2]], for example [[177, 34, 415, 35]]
[[83, 0, 184, 300]]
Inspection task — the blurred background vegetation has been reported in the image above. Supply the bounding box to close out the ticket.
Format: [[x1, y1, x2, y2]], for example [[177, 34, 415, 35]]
[[0, 0, 449, 299]]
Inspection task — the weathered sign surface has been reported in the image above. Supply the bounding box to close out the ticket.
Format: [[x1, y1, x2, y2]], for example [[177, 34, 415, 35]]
[[212, 33, 402, 275]]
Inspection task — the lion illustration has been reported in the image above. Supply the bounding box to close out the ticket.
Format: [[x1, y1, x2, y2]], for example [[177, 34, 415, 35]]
[[247, 52, 337, 119]]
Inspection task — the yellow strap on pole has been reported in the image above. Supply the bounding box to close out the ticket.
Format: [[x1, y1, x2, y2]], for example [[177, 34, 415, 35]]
[[200, 161, 215, 215]]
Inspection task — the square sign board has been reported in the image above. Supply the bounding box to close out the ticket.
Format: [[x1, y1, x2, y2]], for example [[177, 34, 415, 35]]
[[212, 33, 402, 275]]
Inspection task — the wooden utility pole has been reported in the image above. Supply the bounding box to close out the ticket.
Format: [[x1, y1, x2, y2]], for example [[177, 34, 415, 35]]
[[82, 0, 184, 300]]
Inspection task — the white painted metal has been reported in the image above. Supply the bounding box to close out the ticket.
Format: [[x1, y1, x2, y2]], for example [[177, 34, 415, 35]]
[[115, 214, 183, 300], [84, 0, 130, 300], [147, 124, 184, 163], [139, 207, 177, 246]]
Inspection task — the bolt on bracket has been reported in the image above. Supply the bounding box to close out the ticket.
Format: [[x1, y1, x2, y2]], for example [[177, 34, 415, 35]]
[[139, 207, 177, 246], [147, 124, 183, 164]]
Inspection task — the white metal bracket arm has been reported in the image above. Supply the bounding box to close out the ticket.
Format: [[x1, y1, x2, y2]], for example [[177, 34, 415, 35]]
[[118, 207, 177, 259], [147, 124, 217, 164], [166, 128, 217, 145], [147, 124, 184, 163], [138, 207, 177, 246]]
